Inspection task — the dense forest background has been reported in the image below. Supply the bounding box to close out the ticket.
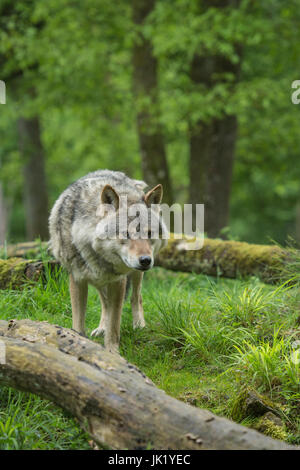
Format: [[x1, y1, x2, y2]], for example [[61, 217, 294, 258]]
[[0, 0, 300, 245]]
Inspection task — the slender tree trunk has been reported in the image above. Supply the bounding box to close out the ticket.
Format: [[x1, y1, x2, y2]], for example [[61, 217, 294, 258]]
[[189, 0, 241, 238], [132, 0, 173, 204], [18, 116, 49, 240]]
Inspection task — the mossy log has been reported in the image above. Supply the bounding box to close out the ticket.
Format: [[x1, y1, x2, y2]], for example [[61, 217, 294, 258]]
[[0, 241, 48, 259], [0, 236, 294, 285], [0, 258, 59, 289], [0, 319, 295, 450], [156, 235, 290, 283]]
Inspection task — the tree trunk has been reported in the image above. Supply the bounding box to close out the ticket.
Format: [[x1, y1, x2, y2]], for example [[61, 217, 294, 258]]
[[189, 0, 241, 238], [189, 115, 237, 237], [132, 0, 173, 204], [18, 116, 49, 241], [0, 319, 295, 450]]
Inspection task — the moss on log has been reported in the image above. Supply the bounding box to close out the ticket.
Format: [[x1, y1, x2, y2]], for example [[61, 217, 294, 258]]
[[0, 319, 296, 450], [0, 258, 59, 289], [156, 235, 291, 283]]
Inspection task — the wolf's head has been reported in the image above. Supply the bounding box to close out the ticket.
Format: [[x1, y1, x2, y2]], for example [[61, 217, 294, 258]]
[[93, 183, 168, 272]]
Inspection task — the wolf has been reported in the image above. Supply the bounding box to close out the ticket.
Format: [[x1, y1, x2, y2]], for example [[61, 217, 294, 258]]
[[49, 170, 168, 353]]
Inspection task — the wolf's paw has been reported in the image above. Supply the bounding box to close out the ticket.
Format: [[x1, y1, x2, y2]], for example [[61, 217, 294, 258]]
[[91, 327, 105, 338], [106, 344, 119, 355]]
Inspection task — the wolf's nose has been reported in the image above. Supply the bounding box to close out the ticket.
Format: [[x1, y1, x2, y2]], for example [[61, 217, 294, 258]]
[[139, 256, 151, 268]]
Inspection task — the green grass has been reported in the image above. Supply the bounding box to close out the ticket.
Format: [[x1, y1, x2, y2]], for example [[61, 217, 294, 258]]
[[0, 388, 90, 450], [0, 264, 299, 448]]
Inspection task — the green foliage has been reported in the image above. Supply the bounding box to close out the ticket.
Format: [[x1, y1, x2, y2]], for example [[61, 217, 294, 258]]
[[0, 387, 90, 450], [211, 280, 293, 329], [231, 331, 300, 398], [0, 0, 300, 242]]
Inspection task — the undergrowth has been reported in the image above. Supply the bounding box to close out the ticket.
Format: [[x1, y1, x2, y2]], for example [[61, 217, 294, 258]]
[[0, 260, 299, 448]]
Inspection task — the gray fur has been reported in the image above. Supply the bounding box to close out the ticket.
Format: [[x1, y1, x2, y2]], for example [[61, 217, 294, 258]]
[[49, 169, 168, 351], [49, 170, 160, 284]]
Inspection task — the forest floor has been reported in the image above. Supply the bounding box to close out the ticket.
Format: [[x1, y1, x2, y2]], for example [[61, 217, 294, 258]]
[[0, 258, 299, 449]]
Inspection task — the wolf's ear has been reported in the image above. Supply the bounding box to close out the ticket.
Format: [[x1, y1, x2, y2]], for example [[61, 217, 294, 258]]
[[101, 185, 119, 210], [144, 184, 163, 206]]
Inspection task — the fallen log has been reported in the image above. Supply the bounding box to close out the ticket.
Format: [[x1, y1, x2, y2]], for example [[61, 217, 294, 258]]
[[0, 319, 296, 449], [0, 241, 48, 259], [0, 257, 59, 289], [156, 236, 293, 284], [0, 236, 296, 285]]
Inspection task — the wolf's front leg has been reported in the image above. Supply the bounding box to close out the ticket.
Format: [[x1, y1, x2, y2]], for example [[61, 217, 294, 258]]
[[131, 271, 145, 328], [69, 273, 88, 335], [91, 286, 108, 338], [105, 278, 126, 353]]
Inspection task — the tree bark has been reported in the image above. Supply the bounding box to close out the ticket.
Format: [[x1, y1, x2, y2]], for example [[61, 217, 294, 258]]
[[132, 0, 173, 204], [0, 319, 295, 450], [189, 0, 241, 238], [189, 115, 237, 236], [18, 115, 49, 241]]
